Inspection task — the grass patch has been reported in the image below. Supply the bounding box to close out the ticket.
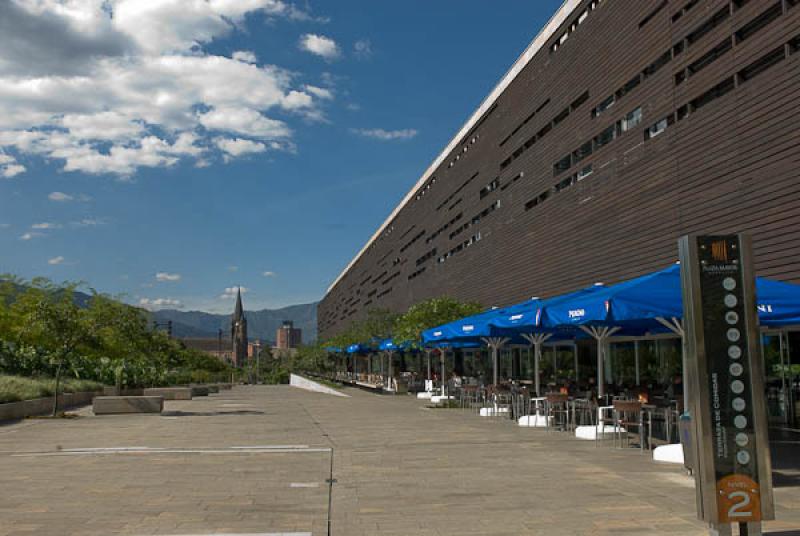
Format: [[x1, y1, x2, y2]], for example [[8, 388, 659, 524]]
[[427, 400, 461, 409], [312, 378, 344, 390], [0, 375, 105, 404]]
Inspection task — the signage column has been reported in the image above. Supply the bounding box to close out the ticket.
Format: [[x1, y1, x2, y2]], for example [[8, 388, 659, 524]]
[[679, 234, 774, 535]]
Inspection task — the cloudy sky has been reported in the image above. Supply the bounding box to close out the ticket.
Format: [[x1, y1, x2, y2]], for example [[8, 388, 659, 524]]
[[0, 0, 563, 313]]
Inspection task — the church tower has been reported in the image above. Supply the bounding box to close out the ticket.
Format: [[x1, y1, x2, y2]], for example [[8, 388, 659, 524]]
[[231, 287, 248, 368]]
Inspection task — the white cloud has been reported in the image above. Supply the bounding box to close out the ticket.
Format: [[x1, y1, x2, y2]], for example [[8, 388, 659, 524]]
[[200, 106, 291, 138], [61, 111, 144, 141], [228, 265, 239, 272], [351, 128, 418, 141], [0, 1, 328, 177], [354, 39, 373, 60], [50, 191, 90, 202], [155, 271, 181, 282], [299, 34, 340, 60], [31, 222, 61, 230], [71, 218, 104, 227], [232, 50, 257, 64], [19, 232, 43, 241], [48, 255, 65, 265], [214, 137, 267, 157], [304, 85, 333, 100], [48, 191, 73, 202], [220, 286, 247, 299], [0, 223, 10, 229], [1, 163, 25, 178], [263, 271, 277, 277], [139, 297, 183, 310]]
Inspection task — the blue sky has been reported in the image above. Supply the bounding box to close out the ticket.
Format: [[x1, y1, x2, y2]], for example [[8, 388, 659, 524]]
[[0, 0, 563, 313]]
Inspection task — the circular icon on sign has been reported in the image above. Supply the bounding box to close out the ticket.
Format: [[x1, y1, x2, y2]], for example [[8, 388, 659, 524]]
[[734, 415, 748, 429], [725, 294, 738, 308], [728, 345, 742, 359], [737, 450, 751, 465], [730, 363, 744, 377], [723, 277, 737, 291], [727, 328, 741, 342], [731, 380, 745, 394], [735, 433, 749, 447], [725, 311, 739, 325], [732, 397, 746, 411]]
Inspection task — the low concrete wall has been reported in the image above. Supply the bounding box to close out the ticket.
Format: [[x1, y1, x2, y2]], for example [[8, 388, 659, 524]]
[[218, 383, 233, 390], [290, 374, 349, 398], [93, 396, 163, 415], [190, 386, 209, 397], [102, 387, 144, 396], [142, 387, 192, 400], [207, 385, 219, 394], [0, 391, 101, 422]]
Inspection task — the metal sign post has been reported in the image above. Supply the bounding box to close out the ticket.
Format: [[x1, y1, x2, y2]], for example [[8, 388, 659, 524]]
[[679, 234, 774, 535]]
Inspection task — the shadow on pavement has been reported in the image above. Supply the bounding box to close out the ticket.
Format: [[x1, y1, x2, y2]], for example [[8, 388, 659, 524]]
[[162, 410, 265, 417]]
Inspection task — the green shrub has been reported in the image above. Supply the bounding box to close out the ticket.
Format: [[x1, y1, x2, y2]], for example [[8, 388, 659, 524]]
[[0, 375, 105, 403]]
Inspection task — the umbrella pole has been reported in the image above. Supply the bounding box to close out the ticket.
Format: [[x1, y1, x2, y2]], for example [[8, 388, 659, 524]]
[[552, 345, 558, 383], [426, 350, 431, 381], [597, 336, 605, 401], [388, 351, 393, 391], [574, 344, 579, 383], [534, 342, 541, 397], [634, 340, 640, 386], [441, 349, 446, 397], [492, 344, 498, 387]]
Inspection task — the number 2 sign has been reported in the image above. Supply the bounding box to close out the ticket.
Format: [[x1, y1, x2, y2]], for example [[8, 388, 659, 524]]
[[717, 474, 761, 523]]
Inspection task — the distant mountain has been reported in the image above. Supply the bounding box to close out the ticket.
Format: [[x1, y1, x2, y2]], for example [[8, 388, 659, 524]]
[[152, 302, 318, 344]]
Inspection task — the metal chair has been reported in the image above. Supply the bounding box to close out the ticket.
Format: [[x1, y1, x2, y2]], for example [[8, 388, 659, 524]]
[[612, 400, 645, 451], [545, 393, 570, 432]]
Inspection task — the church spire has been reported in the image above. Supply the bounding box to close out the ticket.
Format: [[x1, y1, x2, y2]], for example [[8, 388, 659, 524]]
[[231, 286, 248, 368], [233, 286, 244, 320]]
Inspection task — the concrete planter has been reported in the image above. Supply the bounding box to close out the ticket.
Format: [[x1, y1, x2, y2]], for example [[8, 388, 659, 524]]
[[93, 396, 163, 415], [190, 386, 209, 397], [0, 391, 101, 422], [102, 387, 145, 396], [143, 387, 192, 400]]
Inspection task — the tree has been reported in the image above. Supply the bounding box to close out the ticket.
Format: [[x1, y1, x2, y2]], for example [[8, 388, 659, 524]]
[[0, 275, 235, 402], [392, 296, 483, 347], [325, 308, 399, 349], [12, 279, 96, 415]]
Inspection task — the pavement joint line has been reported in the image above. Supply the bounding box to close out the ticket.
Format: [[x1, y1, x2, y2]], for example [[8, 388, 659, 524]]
[[8, 446, 332, 457], [137, 533, 312, 536], [231, 445, 310, 449]]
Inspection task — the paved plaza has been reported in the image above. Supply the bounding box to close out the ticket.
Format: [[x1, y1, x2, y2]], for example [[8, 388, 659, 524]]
[[0, 385, 799, 536]]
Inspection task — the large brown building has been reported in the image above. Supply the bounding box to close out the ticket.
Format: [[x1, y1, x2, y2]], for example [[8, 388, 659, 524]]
[[275, 320, 302, 349], [319, 0, 800, 340]]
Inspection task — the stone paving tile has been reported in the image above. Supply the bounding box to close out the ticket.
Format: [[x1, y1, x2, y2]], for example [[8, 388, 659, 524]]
[[0, 385, 798, 535]]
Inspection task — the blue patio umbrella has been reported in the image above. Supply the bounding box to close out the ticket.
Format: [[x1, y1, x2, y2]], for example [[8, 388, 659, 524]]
[[538, 263, 800, 331], [488, 283, 607, 396], [422, 306, 519, 387], [536, 263, 800, 399]]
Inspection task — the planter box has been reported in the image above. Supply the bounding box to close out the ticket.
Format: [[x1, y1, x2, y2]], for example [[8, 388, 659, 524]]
[[102, 387, 144, 396], [190, 386, 209, 397], [0, 391, 101, 422], [143, 387, 192, 400], [93, 396, 163, 415]]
